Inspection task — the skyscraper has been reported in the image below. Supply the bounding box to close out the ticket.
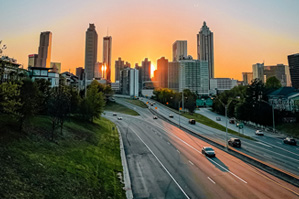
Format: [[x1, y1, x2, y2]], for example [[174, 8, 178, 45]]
[[168, 62, 180, 92], [242, 72, 253, 85], [252, 63, 265, 82], [37, 31, 52, 68], [141, 58, 151, 82], [103, 36, 112, 81], [264, 64, 290, 87], [115, 57, 129, 82], [288, 53, 299, 89], [76, 67, 84, 80], [156, 57, 169, 88], [85, 24, 98, 80], [94, 62, 103, 78], [28, 54, 38, 68], [197, 21, 214, 79], [172, 40, 187, 61]]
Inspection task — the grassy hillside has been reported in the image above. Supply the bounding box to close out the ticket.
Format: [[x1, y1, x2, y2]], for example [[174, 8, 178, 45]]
[[124, 99, 148, 108], [105, 101, 139, 116], [0, 114, 125, 199]]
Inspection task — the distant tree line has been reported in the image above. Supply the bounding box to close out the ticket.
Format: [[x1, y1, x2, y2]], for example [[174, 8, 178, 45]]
[[0, 77, 112, 140], [153, 88, 197, 113], [212, 77, 298, 126]]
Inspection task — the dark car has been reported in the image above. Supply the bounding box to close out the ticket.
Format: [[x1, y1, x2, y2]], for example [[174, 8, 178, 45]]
[[113, 113, 117, 116], [283, 137, 296, 145], [229, 119, 235, 124], [216, 117, 221, 121], [189, 119, 196, 124], [202, 147, 216, 157], [169, 114, 174, 118], [228, 138, 241, 148]]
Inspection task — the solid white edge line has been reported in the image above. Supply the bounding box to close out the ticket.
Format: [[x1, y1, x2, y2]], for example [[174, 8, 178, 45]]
[[130, 128, 191, 199], [177, 149, 181, 153], [189, 161, 194, 166], [258, 140, 299, 157], [207, 177, 216, 184]]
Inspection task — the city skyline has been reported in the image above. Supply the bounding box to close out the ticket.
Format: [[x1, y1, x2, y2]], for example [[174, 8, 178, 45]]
[[1, 0, 299, 82]]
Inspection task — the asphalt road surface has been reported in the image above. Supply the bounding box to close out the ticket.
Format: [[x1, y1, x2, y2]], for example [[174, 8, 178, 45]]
[[104, 99, 299, 199]]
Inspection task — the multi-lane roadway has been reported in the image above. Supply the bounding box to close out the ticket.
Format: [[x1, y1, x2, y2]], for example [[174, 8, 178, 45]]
[[105, 98, 299, 198]]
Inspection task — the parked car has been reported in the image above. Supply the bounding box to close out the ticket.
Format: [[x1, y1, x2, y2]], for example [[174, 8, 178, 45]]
[[169, 114, 174, 118], [228, 138, 241, 147], [189, 119, 196, 124], [113, 113, 117, 116], [153, 116, 158, 119], [255, 130, 264, 136], [117, 117, 122, 120], [202, 147, 216, 157], [283, 137, 297, 145], [216, 117, 221, 121]]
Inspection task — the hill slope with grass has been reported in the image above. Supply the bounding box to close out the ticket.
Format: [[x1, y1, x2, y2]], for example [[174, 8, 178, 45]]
[[0, 114, 125, 199]]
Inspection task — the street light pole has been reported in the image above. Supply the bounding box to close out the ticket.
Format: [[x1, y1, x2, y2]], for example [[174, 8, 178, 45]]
[[225, 104, 228, 148]]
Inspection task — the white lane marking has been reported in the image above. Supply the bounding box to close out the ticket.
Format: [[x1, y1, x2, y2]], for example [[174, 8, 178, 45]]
[[257, 142, 272, 148], [149, 121, 248, 183], [177, 150, 181, 154], [189, 161, 194, 166], [258, 140, 299, 157], [130, 128, 190, 199], [167, 142, 171, 145], [208, 177, 216, 184], [276, 141, 282, 145]]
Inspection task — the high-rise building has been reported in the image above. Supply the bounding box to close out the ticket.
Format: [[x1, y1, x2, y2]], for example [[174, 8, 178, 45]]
[[156, 57, 169, 88], [242, 72, 253, 85], [168, 62, 180, 92], [197, 21, 214, 79], [288, 53, 299, 89], [94, 62, 103, 78], [85, 24, 98, 80], [179, 59, 209, 95], [141, 58, 151, 82], [120, 68, 139, 97], [210, 78, 238, 95], [76, 67, 84, 80], [264, 64, 291, 87], [28, 54, 38, 68], [103, 36, 112, 81], [172, 40, 187, 61], [37, 31, 52, 68], [252, 63, 265, 82], [115, 57, 130, 82]]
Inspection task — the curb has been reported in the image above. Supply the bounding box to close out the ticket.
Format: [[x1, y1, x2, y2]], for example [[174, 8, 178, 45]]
[[116, 126, 133, 199], [149, 108, 299, 187]]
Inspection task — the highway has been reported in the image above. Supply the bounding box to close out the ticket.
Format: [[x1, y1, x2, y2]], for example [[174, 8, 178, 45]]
[[137, 98, 299, 176], [105, 99, 299, 198]]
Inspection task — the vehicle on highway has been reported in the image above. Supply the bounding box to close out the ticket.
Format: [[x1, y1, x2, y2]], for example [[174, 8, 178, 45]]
[[169, 114, 174, 118], [228, 138, 241, 147], [113, 113, 117, 116], [229, 119, 235, 124], [283, 137, 297, 145], [216, 117, 221, 121], [150, 103, 154, 106], [255, 130, 264, 136], [117, 117, 122, 120], [153, 116, 158, 119], [202, 147, 216, 157], [189, 119, 196, 124]]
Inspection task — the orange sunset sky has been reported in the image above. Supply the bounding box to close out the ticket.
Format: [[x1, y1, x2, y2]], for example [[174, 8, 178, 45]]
[[1, 0, 299, 82]]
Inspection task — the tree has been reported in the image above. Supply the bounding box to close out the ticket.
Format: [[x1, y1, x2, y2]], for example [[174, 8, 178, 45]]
[[0, 81, 22, 117], [185, 95, 196, 113], [266, 76, 282, 90], [35, 78, 51, 114], [18, 79, 39, 130], [48, 85, 71, 140], [80, 80, 105, 122]]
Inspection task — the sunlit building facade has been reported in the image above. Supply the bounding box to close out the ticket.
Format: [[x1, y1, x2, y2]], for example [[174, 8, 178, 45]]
[[252, 63, 265, 83], [103, 36, 112, 81], [173, 40, 187, 62], [242, 72, 253, 85], [37, 31, 52, 68]]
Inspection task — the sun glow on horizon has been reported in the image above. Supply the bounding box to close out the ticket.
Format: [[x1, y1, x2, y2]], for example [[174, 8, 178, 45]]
[[151, 64, 156, 78]]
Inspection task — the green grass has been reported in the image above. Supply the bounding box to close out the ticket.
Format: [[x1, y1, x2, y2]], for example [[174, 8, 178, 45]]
[[105, 101, 139, 116], [276, 123, 299, 138], [124, 99, 147, 108], [182, 112, 254, 140], [0, 114, 126, 199]]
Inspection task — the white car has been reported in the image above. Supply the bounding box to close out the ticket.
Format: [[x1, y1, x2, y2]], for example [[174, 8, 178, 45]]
[[117, 117, 123, 120], [255, 130, 264, 136]]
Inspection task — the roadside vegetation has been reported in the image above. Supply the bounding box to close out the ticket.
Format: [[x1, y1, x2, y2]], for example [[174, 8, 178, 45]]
[[0, 77, 126, 198], [124, 98, 147, 108], [276, 123, 299, 138], [105, 101, 139, 116]]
